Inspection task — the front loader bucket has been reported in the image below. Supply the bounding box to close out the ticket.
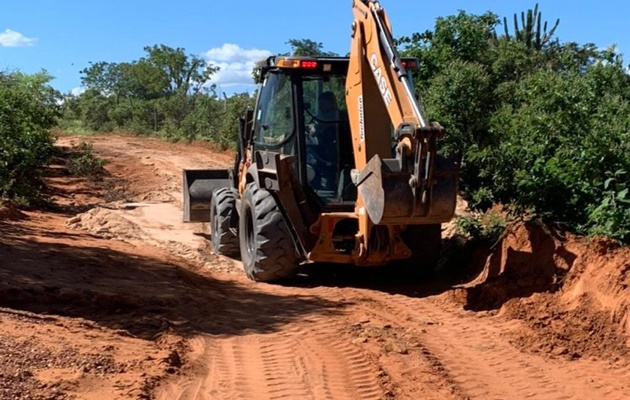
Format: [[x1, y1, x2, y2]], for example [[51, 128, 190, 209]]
[[183, 169, 231, 222]]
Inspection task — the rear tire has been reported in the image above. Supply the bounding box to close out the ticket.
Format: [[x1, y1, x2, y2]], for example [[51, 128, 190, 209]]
[[210, 188, 240, 257], [239, 182, 299, 282], [396, 224, 442, 278]]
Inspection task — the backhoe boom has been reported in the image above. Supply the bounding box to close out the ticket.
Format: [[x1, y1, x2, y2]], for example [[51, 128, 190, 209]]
[[346, 0, 458, 256]]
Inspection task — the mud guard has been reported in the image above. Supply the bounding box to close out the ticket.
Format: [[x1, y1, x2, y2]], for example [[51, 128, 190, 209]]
[[182, 169, 232, 222]]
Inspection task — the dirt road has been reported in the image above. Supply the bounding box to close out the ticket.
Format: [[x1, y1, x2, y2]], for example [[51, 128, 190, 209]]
[[2, 133, 630, 399]]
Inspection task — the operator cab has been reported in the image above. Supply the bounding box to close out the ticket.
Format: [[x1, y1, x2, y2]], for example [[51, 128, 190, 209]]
[[250, 55, 418, 209]]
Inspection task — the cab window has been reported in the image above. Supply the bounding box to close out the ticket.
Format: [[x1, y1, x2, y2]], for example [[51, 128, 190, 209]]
[[254, 72, 294, 149]]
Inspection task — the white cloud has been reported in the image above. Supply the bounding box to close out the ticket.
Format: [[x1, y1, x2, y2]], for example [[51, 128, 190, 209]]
[[0, 29, 36, 47], [205, 43, 271, 63], [70, 87, 86, 96], [204, 43, 272, 88]]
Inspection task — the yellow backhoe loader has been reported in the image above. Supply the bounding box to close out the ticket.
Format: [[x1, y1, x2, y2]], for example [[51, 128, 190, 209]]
[[183, 0, 459, 282]]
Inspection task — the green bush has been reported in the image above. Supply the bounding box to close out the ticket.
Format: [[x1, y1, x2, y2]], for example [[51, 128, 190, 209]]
[[455, 211, 508, 243], [587, 170, 630, 242], [0, 71, 59, 205], [67, 142, 107, 177]]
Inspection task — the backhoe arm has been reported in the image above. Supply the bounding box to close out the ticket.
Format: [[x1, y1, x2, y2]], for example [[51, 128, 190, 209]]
[[348, 0, 429, 136], [345, 0, 458, 257]]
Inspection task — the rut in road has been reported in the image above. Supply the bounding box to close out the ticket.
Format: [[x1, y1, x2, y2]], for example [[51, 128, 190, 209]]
[[354, 289, 630, 400], [157, 318, 384, 400]]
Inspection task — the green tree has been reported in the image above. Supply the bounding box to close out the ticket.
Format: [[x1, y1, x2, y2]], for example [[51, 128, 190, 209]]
[[81, 45, 219, 100], [285, 39, 338, 56], [396, 11, 499, 86], [0, 70, 60, 204], [141, 44, 218, 96], [70, 44, 223, 138]]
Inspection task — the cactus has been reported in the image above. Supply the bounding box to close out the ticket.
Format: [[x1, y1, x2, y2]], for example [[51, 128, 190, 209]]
[[499, 3, 559, 49]]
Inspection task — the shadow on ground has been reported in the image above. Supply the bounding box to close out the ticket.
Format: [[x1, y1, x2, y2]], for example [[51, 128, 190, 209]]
[[278, 224, 575, 312], [278, 254, 478, 299], [0, 221, 345, 341]]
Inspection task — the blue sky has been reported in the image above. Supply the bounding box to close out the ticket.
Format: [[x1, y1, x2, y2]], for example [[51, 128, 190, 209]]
[[1, 0, 628, 96]]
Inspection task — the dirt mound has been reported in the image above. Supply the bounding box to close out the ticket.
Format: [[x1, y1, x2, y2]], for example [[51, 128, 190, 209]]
[[458, 222, 573, 311], [443, 221, 630, 362], [66, 207, 145, 241], [65, 204, 237, 276], [0, 308, 178, 400], [501, 292, 629, 362], [558, 237, 630, 332]]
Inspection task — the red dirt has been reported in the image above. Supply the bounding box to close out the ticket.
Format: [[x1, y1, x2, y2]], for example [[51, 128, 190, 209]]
[[440, 221, 630, 364], [2, 133, 630, 399], [498, 232, 630, 363]]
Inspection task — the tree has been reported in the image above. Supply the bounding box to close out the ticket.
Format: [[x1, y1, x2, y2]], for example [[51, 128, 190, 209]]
[[80, 61, 122, 97], [71, 44, 224, 136], [141, 44, 218, 96], [81, 45, 219, 100], [285, 39, 338, 56]]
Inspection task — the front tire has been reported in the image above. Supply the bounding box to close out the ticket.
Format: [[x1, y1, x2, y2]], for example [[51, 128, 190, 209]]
[[210, 188, 240, 257], [239, 183, 299, 282]]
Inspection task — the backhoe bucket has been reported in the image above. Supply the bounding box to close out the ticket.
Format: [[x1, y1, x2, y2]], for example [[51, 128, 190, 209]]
[[356, 155, 458, 225], [183, 169, 231, 222]]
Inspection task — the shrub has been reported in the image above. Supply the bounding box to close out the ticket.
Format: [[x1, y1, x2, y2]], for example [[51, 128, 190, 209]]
[[0, 71, 59, 205], [67, 142, 107, 177], [455, 211, 508, 243]]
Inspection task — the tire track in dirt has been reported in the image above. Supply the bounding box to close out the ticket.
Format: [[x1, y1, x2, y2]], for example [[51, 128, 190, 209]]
[[302, 326, 383, 399], [158, 336, 263, 400], [353, 290, 630, 400], [156, 317, 384, 400]]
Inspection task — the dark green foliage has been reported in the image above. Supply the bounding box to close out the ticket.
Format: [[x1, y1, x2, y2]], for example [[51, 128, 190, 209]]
[[423, 60, 493, 155], [587, 169, 630, 243], [214, 93, 256, 149], [398, 5, 630, 243], [0, 71, 59, 204]]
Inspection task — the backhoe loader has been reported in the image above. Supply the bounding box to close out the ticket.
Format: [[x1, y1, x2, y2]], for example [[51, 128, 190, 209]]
[[183, 0, 459, 282]]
